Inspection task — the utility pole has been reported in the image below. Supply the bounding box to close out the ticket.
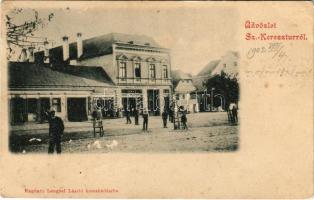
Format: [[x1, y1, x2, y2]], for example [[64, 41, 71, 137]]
[[172, 95, 177, 130]]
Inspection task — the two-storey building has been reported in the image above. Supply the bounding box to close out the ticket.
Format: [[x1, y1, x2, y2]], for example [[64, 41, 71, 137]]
[[35, 33, 172, 116]]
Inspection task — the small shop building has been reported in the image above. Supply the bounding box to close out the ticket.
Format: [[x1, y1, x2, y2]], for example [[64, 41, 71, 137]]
[[8, 62, 116, 124], [171, 70, 199, 113]]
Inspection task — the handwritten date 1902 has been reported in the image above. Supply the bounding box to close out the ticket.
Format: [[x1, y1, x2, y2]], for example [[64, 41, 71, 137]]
[[246, 43, 287, 61]]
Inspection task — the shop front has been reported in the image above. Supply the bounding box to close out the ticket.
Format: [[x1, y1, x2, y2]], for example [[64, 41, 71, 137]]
[[121, 89, 143, 116]]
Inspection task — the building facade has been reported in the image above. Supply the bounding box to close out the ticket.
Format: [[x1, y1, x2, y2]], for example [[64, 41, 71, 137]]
[[8, 62, 115, 124], [192, 51, 239, 112], [172, 70, 199, 113], [34, 33, 172, 116]]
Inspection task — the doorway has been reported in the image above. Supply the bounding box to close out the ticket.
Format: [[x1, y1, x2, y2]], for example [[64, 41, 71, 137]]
[[147, 89, 160, 116], [10, 98, 26, 124], [67, 98, 87, 122]]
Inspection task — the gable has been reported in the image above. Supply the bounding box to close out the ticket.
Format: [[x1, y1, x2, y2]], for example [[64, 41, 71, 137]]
[[146, 57, 158, 62], [174, 79, 196, 93], [131, 56, 142, 61], [116, 54, 129, 60]]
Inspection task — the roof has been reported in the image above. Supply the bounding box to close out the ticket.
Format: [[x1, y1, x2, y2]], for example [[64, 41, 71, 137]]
[[57, 65, 113, 85], [171, 70, 193, 89], [36, 33, 163, 62], [197, 60, 220, 76], [174, 79, 196, 93], [8, 62, 114, 89], [192, 75, 211, 91]]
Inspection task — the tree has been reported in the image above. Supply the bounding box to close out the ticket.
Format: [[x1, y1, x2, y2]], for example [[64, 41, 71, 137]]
[[204, 71, 239, 109], [5, 8, 54, 60]]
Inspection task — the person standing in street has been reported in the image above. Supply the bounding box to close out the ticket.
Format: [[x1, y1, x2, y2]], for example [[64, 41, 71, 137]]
[[228, 103, 236, 123], [125, 107, 132, 124], [169, 107, 173, 123], [134, 108, 139, 125], [142, 108, 149, 131], [232, 104, 238, 124], [181, 110, 188, 130], [162, 110, 168, 128], [46, 109, 64, 154]]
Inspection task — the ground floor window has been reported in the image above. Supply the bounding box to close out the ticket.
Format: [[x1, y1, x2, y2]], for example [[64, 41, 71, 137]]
[[52, 98, 61, 112]]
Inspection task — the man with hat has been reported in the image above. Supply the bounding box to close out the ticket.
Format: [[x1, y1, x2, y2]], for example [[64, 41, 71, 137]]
[[46, 108, 64, 154], [142, 108, 149, 131]]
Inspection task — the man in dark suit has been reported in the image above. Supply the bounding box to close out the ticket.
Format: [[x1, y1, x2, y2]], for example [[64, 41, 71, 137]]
[[142, 108, 149, 131], [46, 109, 64, 154], [134, 108, 139, 125], [125, 107, 132, 124], [162, 110, 168, 128]]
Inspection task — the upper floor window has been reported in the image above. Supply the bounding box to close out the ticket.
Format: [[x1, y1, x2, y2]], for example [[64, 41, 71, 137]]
[[134, 63, 141, 78], [234, 61, 237, 66], [149, 64, 156, 78], [223, 63, 227, 68], [162, 65, 168, 78], [119, 62, 127, 78]]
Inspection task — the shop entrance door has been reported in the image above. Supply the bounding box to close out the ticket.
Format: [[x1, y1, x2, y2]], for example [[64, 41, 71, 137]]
[[67, 98, 87, 122], [122, 97, 136, 115], [147, 89, 160, 116], [10, 98, 26, 124]]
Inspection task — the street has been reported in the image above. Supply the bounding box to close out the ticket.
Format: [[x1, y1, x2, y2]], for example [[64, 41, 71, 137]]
[[10, 112, 238, 153]]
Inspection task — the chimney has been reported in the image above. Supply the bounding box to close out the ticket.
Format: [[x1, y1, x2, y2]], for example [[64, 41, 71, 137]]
[[18, 48, 27, 62], [62, 36, 69, 61], [77, 33, 83, 59], [27, 47, 35, 62], [44, 41, 50, 63]]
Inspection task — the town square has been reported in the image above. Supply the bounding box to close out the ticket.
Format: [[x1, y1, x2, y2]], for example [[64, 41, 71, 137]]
[[6, 7, 239, 153], [10, 112, 238, 153]]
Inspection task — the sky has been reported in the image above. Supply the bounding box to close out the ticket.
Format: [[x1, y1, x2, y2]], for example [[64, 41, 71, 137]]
[[9, 3, 239, 75]]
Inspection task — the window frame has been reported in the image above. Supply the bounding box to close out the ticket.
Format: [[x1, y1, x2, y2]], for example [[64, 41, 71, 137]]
[[149, 63, 156, 79], [119, 61, 127, 78], [162, 65, 168, 78], [134, 63, 141, 78], [52, 98, 61, 112]]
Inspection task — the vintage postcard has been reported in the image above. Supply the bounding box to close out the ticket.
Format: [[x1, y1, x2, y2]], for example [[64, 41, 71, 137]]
[[0, 1, 313, 198]]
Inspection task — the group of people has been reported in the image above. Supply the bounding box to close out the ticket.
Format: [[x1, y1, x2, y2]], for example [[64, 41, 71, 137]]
[[44, 103, 238, 154], [124, 108, 149, 131], [123, 106, 189, 131]]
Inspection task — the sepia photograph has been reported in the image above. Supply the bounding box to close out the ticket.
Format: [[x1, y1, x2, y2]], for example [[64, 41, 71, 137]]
[[6, 5, 240, 154], [1, 1, 313, 198]]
